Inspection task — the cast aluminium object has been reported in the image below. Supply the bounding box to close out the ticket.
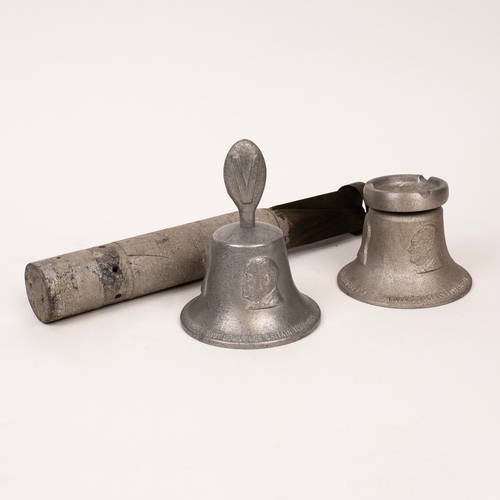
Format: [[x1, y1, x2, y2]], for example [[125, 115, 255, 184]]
[[338, 174, 472, 308], [25, 184, 363, 323], [181, 139, 321, 348]]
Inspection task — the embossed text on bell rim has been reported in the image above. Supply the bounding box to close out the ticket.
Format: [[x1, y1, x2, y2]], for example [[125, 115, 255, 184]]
[[339, 270, 367, 295], [263, 314, 316, 341]]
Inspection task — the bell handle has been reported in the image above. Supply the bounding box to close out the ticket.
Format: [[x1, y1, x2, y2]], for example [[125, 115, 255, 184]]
[[223, 139, 267, 228]]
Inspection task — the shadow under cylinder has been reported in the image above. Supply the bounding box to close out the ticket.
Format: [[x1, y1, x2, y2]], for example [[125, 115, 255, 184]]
[[338, 175, 472, 308]]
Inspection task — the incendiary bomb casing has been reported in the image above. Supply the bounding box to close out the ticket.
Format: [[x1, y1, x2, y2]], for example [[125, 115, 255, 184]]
[[338, 174, 472, 308], [26, 183, 365, 323]]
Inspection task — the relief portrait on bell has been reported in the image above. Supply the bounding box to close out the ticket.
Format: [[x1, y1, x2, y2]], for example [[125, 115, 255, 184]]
[[407, 224, 444, 274], [241, 256, 283, 310]]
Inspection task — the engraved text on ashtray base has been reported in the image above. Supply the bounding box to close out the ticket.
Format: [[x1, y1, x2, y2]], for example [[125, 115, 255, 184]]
[[339, 270, 368, 296], [383, 276, 470, 304]]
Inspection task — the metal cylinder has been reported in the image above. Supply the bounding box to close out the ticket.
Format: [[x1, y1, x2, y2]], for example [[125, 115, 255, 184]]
[[25, 184, 365, 323]]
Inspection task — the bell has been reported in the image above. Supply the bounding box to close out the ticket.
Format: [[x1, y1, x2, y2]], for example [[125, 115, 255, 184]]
[[181, 139, 321, 348], [338, 174, 472, 308]]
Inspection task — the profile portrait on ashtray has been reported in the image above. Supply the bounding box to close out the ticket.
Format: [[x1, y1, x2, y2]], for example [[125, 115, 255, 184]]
[[407, 224, 444, 274], [242, 256, 283, 310]]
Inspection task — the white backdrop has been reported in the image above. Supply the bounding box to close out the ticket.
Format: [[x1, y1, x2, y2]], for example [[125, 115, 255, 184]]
[[1, 1, 499, 498]]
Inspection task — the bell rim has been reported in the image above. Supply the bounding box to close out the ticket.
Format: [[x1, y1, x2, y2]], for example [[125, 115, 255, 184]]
[[337, 262, 472, 309], [180, 293, 321, 349]]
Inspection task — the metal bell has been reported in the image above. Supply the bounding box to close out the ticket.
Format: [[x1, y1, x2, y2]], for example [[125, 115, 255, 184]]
[[338, 174, 472, 308], [181, 139, 321, 348]]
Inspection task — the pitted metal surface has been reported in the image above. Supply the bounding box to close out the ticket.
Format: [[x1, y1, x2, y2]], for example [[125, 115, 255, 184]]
[[338, 174, 472, 309], [180, 139, 321, 348]]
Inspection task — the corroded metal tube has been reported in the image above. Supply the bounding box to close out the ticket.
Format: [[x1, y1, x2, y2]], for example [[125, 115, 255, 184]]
[[25, 184, 365, 323]]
